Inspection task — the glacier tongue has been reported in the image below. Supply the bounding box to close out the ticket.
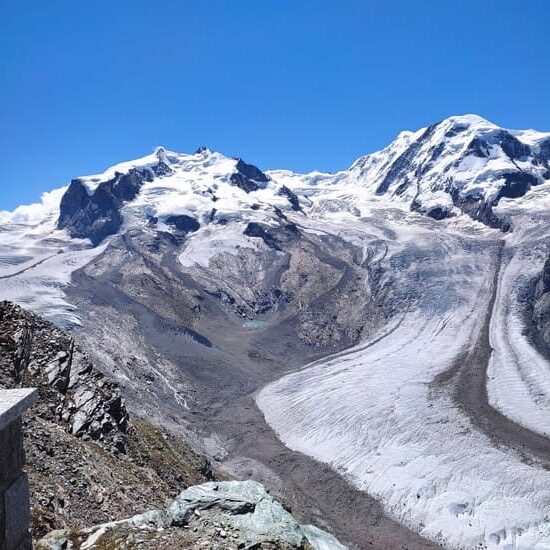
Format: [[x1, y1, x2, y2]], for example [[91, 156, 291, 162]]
[[256, 214, 550, 549]]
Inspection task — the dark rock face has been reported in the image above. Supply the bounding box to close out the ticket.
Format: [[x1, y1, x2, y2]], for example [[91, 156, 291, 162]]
[[243, 222, 282, 250], [57, 168, 154, 246], [0, 301, 129, 452], [375, 123, 438, 195], [535, 138, 550, 178], [495, 130, 531, 160], [445, 170, 537, 231], [534, 257, 550, 351], [449, 189, 507, 230], [153, 161, 173, 177], [278, 185, 301, 211], [468, 130, 530, 160], [425, 206, 451, 221], [538, 138, 550, 162], [165, 215, 200, 234], [410, 198, 453, 221], [57, 179, 89, 225], [230, 159, 269, 193], [235, 159, 269, 183], [496, 172, 539, 201]]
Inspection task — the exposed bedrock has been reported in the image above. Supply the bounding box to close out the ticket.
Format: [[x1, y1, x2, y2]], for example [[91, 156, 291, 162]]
[[57, 159, 173, 245], [0, 301, 129, 452], [165, 214, 200, 234], [230, 158, 270, 193], [0, 301, 213, 541], [38, 481, 346, 550], [534, 255, 550, 351], [278, 185, 302, 212]]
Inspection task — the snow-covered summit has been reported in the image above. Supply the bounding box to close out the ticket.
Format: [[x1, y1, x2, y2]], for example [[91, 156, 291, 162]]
[[347, 114, 550, 224], [265, 114, 550, 229], [2, 114, 549, 240]]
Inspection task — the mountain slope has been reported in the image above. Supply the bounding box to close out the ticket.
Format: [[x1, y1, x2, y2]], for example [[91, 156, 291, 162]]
[[1, 114, 550, 549], [0, 301, 212, 540]]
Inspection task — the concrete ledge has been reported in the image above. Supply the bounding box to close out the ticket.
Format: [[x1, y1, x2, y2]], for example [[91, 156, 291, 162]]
[[0, 389, 38, 433], [4, 473, 30, 550], [0, 388, 37, 550]]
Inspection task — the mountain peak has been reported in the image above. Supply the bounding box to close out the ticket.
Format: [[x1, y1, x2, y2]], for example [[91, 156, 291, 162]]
[[440, 113, 493, 126], [154, 146, 169, 163], [195, 145, 213, 155], [2, 115, 549, 243]]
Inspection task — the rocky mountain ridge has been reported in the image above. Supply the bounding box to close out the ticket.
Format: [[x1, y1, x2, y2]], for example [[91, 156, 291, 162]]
[[345, 114, 550, 228], [50, 115, 550, 243], [0, 301, 129, 452]]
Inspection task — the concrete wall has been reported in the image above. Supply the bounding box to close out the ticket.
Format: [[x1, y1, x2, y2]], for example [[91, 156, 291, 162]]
[[0, 389, 37, 550]]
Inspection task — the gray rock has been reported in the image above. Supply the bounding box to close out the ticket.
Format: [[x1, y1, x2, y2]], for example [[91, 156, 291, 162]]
[[39, 480, 346, 549], [0, 302, 129, 452], [534, 256, 550, 352]]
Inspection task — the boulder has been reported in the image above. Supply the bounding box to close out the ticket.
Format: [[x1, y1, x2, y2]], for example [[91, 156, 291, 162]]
[[38, 480, 346, 550]]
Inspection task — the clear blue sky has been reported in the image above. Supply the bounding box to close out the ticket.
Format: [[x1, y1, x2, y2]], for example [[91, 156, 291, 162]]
[[1, 0, 549, 209]]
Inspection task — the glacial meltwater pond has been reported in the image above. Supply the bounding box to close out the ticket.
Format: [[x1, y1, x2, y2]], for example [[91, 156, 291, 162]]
[[242, 320, 268, 329]]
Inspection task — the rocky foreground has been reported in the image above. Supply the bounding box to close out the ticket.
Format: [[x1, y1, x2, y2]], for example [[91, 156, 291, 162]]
[[0, 301, 345, 549], [38, 480, 345, 550]]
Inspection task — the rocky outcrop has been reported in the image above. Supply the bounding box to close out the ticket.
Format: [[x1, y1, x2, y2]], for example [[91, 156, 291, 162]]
[[534, 256, 550, 351], [37, 481, 347, 550], [244, 222, 284, 251], [278, 185, 302, 212], [230, 158, 270, 193], [57, 172, 140, 246], [0, 301, 129, 452], [165, 214, 200, 234], [0, 302, 214, 541], [57, 156, 172, 246], [243, 221, 300, 252]]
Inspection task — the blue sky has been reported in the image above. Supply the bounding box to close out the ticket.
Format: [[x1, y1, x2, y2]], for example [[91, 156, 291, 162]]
[[1, 0, 549, 209]]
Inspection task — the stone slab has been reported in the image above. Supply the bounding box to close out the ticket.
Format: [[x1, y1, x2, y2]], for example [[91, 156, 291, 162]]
[[0, 418, 24, 492], [4, 473, 30, 550]]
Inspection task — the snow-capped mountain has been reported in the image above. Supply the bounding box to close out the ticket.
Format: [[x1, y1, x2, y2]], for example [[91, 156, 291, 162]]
[[2, 114, 550, 549], [271, 114, 550, 229], [56, 146, 303, 246], [2, 113, 548, 327], [4, 114, 549, 249]]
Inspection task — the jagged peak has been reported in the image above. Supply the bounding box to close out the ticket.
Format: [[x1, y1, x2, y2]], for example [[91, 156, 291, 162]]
[[195, 145, 213, 155], [154, 145, 169, 164]]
